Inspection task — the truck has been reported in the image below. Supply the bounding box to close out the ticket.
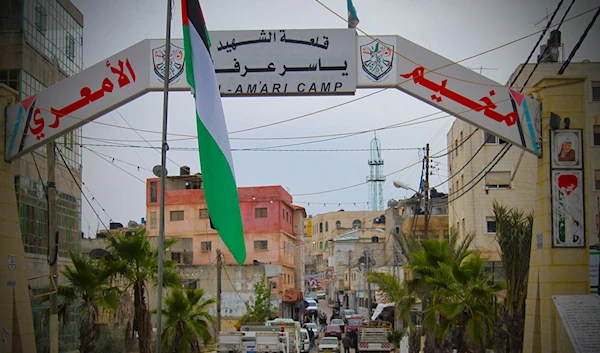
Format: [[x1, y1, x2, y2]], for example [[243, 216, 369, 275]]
[[356, 327, 393, 353], [218, 332, 243, 353], [238, 324, 297, 353]]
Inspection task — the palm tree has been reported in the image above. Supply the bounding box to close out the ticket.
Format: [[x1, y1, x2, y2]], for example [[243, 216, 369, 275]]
[[160, 287, 216, 353], [424, 255, 505, 353], [105, 228, 181, 353], [492, 201, 533, 353], [53, 251, 122, 353], [367, 272, 419, 353]]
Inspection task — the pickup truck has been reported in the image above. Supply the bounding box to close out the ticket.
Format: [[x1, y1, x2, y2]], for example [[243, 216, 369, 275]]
[[357, 327, 393, 353]]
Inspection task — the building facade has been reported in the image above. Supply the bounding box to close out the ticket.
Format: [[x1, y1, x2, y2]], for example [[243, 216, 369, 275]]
[[145, 173, 306, 298], [1, 1, 84, 351], [447, 118, 537, 261]]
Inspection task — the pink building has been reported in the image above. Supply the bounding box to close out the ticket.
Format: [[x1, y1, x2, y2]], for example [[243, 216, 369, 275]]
[[145, 174, 305, 293]]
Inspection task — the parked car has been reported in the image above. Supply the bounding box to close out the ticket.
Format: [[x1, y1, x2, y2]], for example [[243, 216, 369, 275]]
[[306, 293, 319, 303], [317, 291, 327, 299], [304, 322, 318, 337], [346, 318, 363, 333], [324, 325, 343, 340], [341, 309, 356, 321], [300, 328, 310, 353], [305, 299, 318, 308], [318, 337, 340, 353], [330, 319, 345, 333]]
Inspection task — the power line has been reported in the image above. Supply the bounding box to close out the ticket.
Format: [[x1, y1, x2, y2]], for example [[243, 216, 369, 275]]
[[431, 139, 487, 189], [448, 145, 513, 203], [55, 144, 111, 233], [519, 0, 578, 91], [430, 128, 479, 159], [558, 5, 600, 75], [510, 0, 565, 87]]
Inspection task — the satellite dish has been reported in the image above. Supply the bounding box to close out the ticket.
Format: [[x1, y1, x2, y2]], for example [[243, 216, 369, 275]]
[[128, 220, 138, 228], [152, 165, 167, 177]]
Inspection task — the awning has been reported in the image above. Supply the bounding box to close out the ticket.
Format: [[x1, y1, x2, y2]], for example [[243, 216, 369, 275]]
[[371, 302, 395, 321]]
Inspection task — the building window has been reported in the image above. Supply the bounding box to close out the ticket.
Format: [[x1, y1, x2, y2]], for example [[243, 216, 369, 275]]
[[170, 210, 184, 221], [484, 132, 506, 144], [462, 218, 466, 235], [593, 81, 600, 102], [336, 220, 341, 229], [34, 2, 47, 34], [486, 217, 497, 233], [286, 212, 289, 222], [324, 241, 328, 249], [199, 208, 209, 219], [171, 252, 181, 263], [325, 221, 329, 232], [150, 182, 157, 203], [150, 212, 157, 229], [460, 131, 464, 148], [0, 70, 19, 92], [352, 220, 362, 229], [201, 241, 211, 252], [320, 242, 323, 249], [455, 139, 458, 156], [594, 125, 600, 146], [66, 34, 75, 60], [319, 223, 323, 232], [254, 240, 268, 250], [255, 208, 268, 218], [283, 209, 285, 219], [595, 170, 600, 190], [485, 171, 511, 189]]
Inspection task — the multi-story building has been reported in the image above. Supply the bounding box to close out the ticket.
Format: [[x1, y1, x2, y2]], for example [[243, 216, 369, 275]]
[[447, 117, 537, 263], [145, 170, 306, 301], [304, 210, 386, 278], [447, 61, 600, 274], [1, 1, 84, 351]]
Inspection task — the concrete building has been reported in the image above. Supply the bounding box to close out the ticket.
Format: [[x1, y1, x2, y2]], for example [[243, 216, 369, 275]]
[[447, 58, 600, 352], [145, 173, 306, 314], [447, 117, 537, 263], [1, 1, 84, 351], [504, 61, 599, 353], [304, 210, 386, 277]]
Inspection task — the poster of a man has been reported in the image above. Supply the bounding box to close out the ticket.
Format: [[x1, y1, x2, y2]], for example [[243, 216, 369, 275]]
[[557, 139, 575, 162], [551, 130, 581, 169]]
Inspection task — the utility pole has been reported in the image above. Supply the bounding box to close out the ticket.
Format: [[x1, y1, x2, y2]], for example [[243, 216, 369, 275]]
[[365, 247, 372, 323], [155, 0, 173, 352], [347, 250, 352, 310], [216, 249, 222, 332], [47, 142, 58, 353], [423, 143, 430, 238]]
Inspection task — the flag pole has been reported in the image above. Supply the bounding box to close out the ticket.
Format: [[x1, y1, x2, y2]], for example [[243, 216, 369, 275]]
[[156, 0, 173, 352]]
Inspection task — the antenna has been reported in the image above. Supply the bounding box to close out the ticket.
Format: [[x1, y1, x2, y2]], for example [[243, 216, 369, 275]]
[[367, 134, 385, 211]]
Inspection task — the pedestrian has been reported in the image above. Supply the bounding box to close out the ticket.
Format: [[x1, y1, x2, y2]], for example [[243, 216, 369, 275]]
[[342, 334, 351, 353], [320, 316, 326, 332], [307, 326, 315, 348]]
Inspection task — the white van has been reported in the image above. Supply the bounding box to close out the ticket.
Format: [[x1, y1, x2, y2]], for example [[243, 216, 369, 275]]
[[300, 328, 310, 353]]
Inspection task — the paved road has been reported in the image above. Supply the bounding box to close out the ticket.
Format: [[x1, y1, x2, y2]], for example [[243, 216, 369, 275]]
[[304, 296, 354, 353]]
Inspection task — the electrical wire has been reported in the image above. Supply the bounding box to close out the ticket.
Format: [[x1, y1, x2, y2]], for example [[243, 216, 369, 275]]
[[448, 145, 513, 203], [509, 0, 566, 87], [431, 139, 487, 189], [558, 5, 600, 75], [55, 144, 112, 234], [519, 0, 578, 91], [430, 128, 479, 159], [446, 143, 511, 199]]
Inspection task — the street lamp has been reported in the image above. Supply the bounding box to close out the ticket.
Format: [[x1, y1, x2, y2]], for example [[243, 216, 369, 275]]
[[393, 180, 419, 194]]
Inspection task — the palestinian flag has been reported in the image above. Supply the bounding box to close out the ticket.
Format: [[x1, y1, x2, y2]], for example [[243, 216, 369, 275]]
[[347, 0, 359, 28], [181, 0, 246, 264]]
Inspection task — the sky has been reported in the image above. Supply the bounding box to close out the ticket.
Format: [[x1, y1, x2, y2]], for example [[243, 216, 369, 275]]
[[70, 0, 600, 235]]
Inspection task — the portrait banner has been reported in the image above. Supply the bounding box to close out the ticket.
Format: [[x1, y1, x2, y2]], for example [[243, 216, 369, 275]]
[[551, 130, 582, 169], [551, 170, 585, 248]]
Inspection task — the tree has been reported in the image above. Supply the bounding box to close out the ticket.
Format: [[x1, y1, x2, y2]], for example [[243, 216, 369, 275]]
[[238, 275, 276, 324], [395, 230, 475, 353], [387, 329, 405, 353], [424, 255, 505, 353], [105, 228, 181, 353], [54, 252, 122, 353], [492, 202, 533, 353], [160, 287, 215, 353], [367, 272, 419, 353]]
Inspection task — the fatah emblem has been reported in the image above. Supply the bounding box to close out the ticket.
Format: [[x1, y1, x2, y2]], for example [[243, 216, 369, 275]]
[[360, 40, 394, 81], [152, 43, 185, 84]]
